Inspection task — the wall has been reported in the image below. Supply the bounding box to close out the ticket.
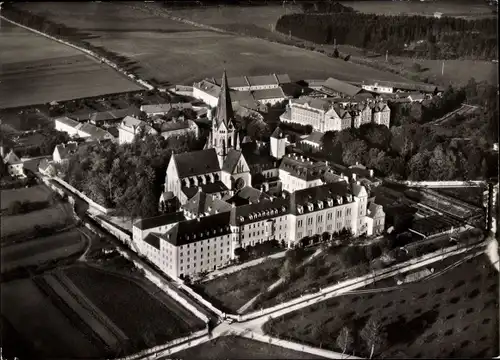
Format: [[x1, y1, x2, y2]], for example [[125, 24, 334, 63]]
[[51, 177, 112, 214], [116, 327, 209, 360]]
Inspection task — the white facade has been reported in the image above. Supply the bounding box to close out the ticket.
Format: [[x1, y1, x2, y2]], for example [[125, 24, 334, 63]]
[[7, 163, 25, 178], [193, 84, 219, 108], [361, 84, 394, 94], [279, 169, 324, 193]]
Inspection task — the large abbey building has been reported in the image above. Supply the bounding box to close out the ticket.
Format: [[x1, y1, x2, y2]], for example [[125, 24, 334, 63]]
[[136, 71, 386, 280]]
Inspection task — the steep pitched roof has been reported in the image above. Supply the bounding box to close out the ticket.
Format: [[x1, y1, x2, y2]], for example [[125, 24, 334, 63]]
[[90, 107, 141, 122], [181, 191, 233, 217], [222, 149, 242, 173], [55, 116, 79, 128], [301, 131, 324, 146], [252, 87, 286, 101], [233, 197, 289, 225], [271, 127, 286, 139], [289, 182, 351, 215], [235, 186, 272, 203], [173, 148, 221, 178], [3, 150, 21, 165], [214, 70, 236, 128], [323, 78, 363, 97], [54, 142, 78, 160]]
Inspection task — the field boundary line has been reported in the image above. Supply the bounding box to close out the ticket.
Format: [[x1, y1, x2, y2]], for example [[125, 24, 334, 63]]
[[0, 15, 153, 91]]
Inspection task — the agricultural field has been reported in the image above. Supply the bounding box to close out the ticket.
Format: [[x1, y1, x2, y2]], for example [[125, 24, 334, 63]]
[[264, 254, 499, 358], [194, 257, 285, 313], [170, 335, 326, 360], [14, 2, 411, 86], [1, 278, 105, 359], [339, 0, 496, 19], [1, 229, 86, 273], [0, 184, 52, 210], [63, 265, 204, 345], [0, 202, 73, 239], [0, 20, 142, 109]]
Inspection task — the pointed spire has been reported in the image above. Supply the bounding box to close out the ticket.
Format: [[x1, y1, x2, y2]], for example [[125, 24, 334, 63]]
[[215, 69, 235, 128], [235, 132, 241, 150]]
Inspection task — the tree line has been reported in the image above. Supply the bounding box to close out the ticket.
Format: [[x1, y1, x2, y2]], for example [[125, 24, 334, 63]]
[[318, 81, 498, 181], [275, 12, 497, 60]]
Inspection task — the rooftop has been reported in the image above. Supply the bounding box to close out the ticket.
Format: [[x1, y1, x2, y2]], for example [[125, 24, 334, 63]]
[[289, 182, 352, 215], [222, 149, 243, 173], [90, 107, 141, 122], [181, 190, 233, 217], [323, 78, 363, 97], [279, 154, 328, 181], [54, 142, 78, 160], [233, 197, 289, 225], [133, 211, 186, 230], [182, 180, 229, 200], [301, 131, 324, 146], [141, 103, 192, 114], [55, 116, 80, 128], [173, 148, 221, 178], [362, 80, 440, 93]]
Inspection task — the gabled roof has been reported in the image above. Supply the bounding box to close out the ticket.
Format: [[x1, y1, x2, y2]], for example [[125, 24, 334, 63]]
[[77, 123, 114, 140], [3, 150, 22, 165], [275, 74, 292, 84], [90, 107, 141, 122], [323, 78, 363, 97], [173, 148, 221, 178], [367, 202, 384, 219], [301, 131, 324, 146], [133, 211, 186, 230], [279, 155, 328, 181], [222, 149, 243, 173], [181, 191, 233, 217], [55, 116, 79, 128], [362, 80, 439, 93], [160, 119, 193, 133], [214, 70, 236, 128], [54, 142, 78, 160], [235, 186, 272, 203], [252, 87, 286, 101], [144, 233, 161, 250]]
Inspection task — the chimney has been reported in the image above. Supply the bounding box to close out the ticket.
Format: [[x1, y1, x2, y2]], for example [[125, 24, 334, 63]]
[[369, 169, 374, 178], [352, 173, 357, 181]]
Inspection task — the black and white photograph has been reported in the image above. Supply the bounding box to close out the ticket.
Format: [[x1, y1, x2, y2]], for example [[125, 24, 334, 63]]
[[0, 0, 498, 359]]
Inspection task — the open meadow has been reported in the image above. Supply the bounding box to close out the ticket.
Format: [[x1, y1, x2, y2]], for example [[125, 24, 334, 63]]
[[1, 229, 86, 273], [14, 2, 412, 86], [171, 335, 326, 360], [0, 20, 142, 109], [264, 253, 499, 358], [0, 184, 52, 210]]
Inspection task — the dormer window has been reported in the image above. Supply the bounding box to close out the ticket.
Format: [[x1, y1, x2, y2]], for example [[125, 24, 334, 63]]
[[336, 196, 343, 205], [239, 216, 244, 222], [281, 206, 286, 213], [297, 205, 304, 214], [193, 234, 197, 239], [307, 203, 314, 212], [249, 215, 253, 220], [327, 198, 333, 207], [317, 201, 323, 210], [346, 194, 353, 202]]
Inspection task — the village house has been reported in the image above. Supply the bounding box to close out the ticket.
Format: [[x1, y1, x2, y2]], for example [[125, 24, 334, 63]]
[[52, 142, 79, 163], [140, 103, 193, 117], [2, 149, 25, 178], [117, 116, 158, 145], [54, 117, 115, 142]]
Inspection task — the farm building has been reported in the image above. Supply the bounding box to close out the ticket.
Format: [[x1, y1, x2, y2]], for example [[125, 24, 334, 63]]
[[320, 77, 365, 98], [53, 142, 79, 163], [298, 131, 324, 152], [2, 149, 25, 178], [159, 118, 199, 141], [209, 73, 291, 91], [407, 93, 426, 103], [38, 158, 57, 177], [360, 80, 441, 94], [70, 107, 141, 124], [118, 116, 158, 145], [54, 117, 115, 141], [140, 103, 193, 117]]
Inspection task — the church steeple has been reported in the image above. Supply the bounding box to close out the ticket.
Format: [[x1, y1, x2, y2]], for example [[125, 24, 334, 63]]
[[214, 69, 235, 128]]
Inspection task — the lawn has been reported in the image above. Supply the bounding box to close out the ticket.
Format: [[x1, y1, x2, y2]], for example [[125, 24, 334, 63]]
[[194, 257, 285, 313], [63, 265, 203, 348], [0, 203, 73, 239], [1, 228, 85, 273], [0, 20, 142, 109], [264, 253, 499, 358], [0, 278, 104, 359], [0, 184, 52, 210], [15, 2, 411, 86], [436, 187, 487, 207], [170, 335, 326, 360]]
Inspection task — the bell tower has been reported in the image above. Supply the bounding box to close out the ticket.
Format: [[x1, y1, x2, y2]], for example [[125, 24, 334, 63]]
[[212, 70, 237, 160]]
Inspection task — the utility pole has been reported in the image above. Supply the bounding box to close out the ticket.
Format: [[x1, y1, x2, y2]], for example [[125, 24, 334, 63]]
[[442, 61, 445, 76], [386, 50, 388, 62], [334, 38, 337, 47]]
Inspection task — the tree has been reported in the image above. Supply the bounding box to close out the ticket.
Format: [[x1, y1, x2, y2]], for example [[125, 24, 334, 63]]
[[342, 140, 368, 166], [411, 62, 422, 73], [360, 317, 386, 359], [279, 258, 294, 282], [336, 326, 354, 356]]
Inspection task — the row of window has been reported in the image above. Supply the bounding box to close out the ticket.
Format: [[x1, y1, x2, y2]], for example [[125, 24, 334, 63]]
[[180, 255, 230, 272]]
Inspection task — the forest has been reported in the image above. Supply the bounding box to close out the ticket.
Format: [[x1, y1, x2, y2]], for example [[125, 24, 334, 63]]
[[317, 80, 498, 182], [275, 13, 498, 60]]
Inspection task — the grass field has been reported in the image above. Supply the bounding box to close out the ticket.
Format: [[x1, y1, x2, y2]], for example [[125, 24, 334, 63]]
[[339, 0, 496, 18], [194, 257, 285, 313], [0, 184, 52, 210], [1, 229, 85, 273], [1, 278, 104, 359], [15, 2, 411, 86], [0, 203, 73, 239], [0, 20, 142, 109], [171, 335, 325, 359], [63, 265, 203, 346], [264, 254, 499, 358]]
